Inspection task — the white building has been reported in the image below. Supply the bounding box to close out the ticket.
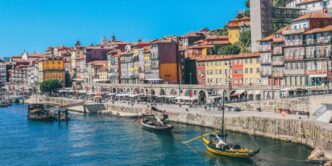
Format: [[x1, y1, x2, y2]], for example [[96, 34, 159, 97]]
[[286, 0, 332, 13]]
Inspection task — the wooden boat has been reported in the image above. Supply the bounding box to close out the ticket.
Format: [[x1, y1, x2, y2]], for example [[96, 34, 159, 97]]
[[50, 109, 70, 121], [184, 92, 260, 158], [141, 114, 173, 132], [0, 101, 11, 107], [200, 92, 260, 158], [202, 134, 260, 158], [27, 104, 55, 121]]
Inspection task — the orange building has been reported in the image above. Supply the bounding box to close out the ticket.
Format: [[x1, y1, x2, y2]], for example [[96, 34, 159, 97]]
[[38, 56, 65, 83]]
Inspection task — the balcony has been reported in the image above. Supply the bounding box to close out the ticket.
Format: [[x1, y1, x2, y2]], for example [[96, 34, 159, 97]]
[[260, 71, 272, 77], [271, 61, 284, 66], [272, 72, 284, 78], [273, 49, 282, 55], [259, 46, 272, 52], [260, 60, 271, 65], [284, 56, 304, 61], [282, 28, 305, 35]]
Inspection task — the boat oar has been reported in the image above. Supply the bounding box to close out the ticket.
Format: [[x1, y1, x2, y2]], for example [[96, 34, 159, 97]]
[[183, 131, 219, 144]]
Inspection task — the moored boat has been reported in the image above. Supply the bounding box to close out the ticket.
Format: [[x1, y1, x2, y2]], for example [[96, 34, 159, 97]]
[[183, 91, 260, 158], [27, 104, 55, 121], [141, 114, 173, 132], [0, 100, 11, 107], [202, 133, 260, 158]]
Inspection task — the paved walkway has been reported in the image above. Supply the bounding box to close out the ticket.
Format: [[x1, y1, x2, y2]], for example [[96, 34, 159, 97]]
[[110, 101, 310, 120]]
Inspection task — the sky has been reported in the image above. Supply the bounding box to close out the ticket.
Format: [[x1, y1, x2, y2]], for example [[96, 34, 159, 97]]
[[0, 0, 246, 57]]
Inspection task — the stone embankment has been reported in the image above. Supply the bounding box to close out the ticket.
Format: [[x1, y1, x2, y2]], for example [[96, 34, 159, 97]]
[[26, 95, 332, 163], [226, 94, 332, 113], [168, 111, 332, 162]]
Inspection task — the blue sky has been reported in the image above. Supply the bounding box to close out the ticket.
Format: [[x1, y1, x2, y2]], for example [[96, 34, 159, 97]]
[[0, 0, 246, 57]]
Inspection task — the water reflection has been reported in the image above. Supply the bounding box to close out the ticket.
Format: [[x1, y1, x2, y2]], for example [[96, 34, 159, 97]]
[[0, 104, 313, 166]]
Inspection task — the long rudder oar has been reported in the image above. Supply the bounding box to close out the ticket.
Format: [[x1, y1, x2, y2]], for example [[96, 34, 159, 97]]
[[183, 131, 219, 144]]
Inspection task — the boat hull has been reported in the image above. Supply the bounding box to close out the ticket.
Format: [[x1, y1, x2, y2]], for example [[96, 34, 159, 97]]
[[27, 116, 55, 121], [202, 137, 259, 158], [141, 120, 173, 132]]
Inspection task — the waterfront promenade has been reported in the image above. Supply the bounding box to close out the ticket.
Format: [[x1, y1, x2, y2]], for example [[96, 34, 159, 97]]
[[25, 95, 332, 163]]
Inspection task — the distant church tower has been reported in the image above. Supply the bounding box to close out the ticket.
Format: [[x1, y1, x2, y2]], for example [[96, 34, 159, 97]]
[[101, 36, 109, 45], [75, 40, 81, 47], [111, 34, 116, 42]]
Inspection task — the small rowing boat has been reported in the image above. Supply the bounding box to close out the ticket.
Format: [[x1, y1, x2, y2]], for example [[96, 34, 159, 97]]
[[141, 114, 173, 132]]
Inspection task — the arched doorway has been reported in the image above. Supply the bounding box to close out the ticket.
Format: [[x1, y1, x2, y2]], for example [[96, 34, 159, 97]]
[[112, 88, 117, 93], [198, 91, 206, 104], [134, 88, 140, 94], [160, 89, 166, 96], [170, 89, 177, 96], [151, 89, 155, 95]]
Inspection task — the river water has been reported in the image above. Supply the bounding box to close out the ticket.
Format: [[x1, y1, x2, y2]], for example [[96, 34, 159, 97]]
[[0, 104, 313, 166]]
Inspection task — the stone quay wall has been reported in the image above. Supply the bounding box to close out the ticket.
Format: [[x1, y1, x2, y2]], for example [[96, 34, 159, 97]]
[[226, 94, 332, 113], [168, 111, 332, 160]]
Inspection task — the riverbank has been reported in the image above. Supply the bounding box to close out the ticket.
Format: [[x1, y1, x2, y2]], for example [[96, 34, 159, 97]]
[[0, 104, 315, 165], [25, 95, 332, 163]]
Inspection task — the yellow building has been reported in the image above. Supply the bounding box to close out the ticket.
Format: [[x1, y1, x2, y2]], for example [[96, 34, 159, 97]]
[[197, 53, 261, 86], [203, 55, 232, 86], [227, 16, 250, 44], [39, 56, 65, 83], [240, 54, 261, 86]]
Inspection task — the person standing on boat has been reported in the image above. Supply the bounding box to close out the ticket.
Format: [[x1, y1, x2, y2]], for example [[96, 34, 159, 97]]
[[216, 136, 226, 148]]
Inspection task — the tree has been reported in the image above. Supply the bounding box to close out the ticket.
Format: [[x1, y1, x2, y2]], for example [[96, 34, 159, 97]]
[[40, 79, 62, 94], [246, 0, 250, 8], [65, 72, 72, 87], [240, 30, 251, 46], [274, 0, 287, 7], [236, 13, 244, 19], [244, 9, 250, 17], [212, 26, 228, 36], [216, 45, 241, 55]]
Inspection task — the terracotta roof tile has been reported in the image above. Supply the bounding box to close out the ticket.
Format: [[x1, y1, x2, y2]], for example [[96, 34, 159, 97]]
[[259, 35, 274, 42], [193, 52, 260, 61], [305, 25, 332, 34], [293, 12, 332, 22], [297, 0, 321, 5]]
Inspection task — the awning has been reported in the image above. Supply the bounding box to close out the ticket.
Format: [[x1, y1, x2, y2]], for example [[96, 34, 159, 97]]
[[115, 93, 129, 97], [309, 74, 327, 78], [93, 79, 110, 83], [305, 86, 324, 91], [175, 96, 198, 101], [77, 90, 87, 94], [247, 91, 254, 95], [231, 90, 245, 97], [128, 94, 139, 98], [255, 91, 261, 95], [72, 79, 84, 82], [144, 78, 163, 81], [281, 88, 296, 91], [106, 93, 116, 96]]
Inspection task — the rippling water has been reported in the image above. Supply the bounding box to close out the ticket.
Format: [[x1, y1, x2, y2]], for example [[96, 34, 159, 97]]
[[0, 104, 313, 165]]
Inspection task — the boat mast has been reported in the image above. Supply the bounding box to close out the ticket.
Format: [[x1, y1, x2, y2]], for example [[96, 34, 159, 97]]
[[221, 90, 225, 137], [150, 80, 152, 115]]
